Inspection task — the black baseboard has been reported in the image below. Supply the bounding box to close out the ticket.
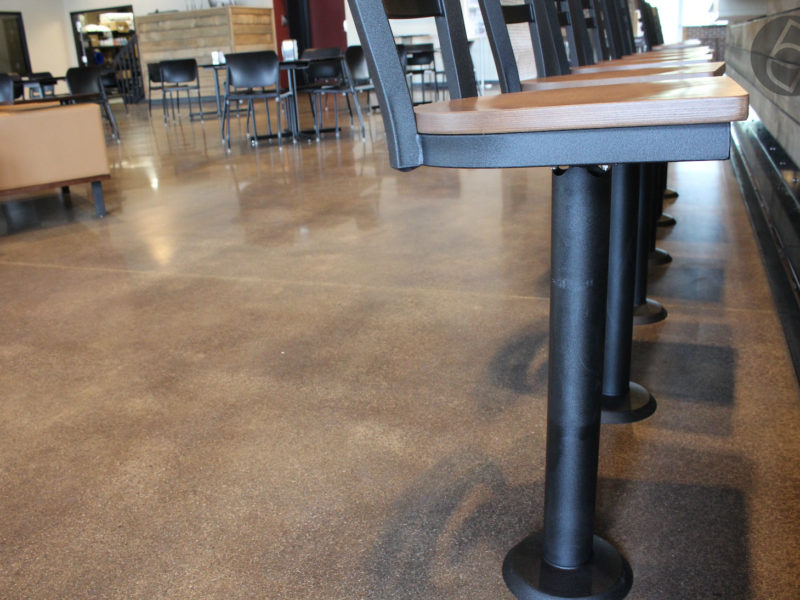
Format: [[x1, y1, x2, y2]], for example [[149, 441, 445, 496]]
[[731, 116, 800, 381]]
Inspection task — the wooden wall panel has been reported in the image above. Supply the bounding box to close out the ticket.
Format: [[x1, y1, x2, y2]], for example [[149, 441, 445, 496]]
[[137, 7, 276, 98], [726, 9, 800, 165]]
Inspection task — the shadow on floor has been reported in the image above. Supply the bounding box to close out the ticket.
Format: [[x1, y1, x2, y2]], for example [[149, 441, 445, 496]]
[[364, 448, 750, 599]]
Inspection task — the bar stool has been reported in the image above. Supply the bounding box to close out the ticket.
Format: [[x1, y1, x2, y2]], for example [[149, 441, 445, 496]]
[[478, 0, 728, 420], [347, 1, 747, 599]]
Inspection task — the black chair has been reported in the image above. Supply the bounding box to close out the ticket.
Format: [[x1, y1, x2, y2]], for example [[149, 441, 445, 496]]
[[345, 45, 375, 112], [159, 59, 203, 123], [347, 1, 747, 599], [0, 73, 13, 104], [27, 71, 57, 98], [147, 62, 164, 116], [404, 43, 439, 103], [221, 50, 291, 150], [299, 47, 365, 140], [66, 66, 120, 140]]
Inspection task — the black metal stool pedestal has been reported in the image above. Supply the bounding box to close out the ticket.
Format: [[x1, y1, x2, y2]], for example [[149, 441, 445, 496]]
[[602, 164, 657, 423], [503, 166, 632, 599], [633, 164, 668, 326]]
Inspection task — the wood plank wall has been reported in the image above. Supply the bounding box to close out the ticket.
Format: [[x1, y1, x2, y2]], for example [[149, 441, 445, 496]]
[[726, 8, 800, 166], [137, 7, 276, 100]]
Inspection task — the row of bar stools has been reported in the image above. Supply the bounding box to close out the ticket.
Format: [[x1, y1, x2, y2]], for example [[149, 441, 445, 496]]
[[347, 2, 747, 600], [477, 0, 720, 420]]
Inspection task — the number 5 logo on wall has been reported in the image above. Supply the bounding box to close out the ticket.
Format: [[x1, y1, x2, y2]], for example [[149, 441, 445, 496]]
[[752, 17, 800, 96]]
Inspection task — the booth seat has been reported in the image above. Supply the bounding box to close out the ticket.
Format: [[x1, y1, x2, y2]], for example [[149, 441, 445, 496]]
[[0, 103, 110, 217]]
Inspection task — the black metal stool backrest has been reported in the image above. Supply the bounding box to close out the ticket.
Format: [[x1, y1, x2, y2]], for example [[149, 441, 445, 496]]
[[532, 0, 571, 75], [480, 0, 537, 91], [588, 0, 622, 59], [347, 0, 476, 170], [226, 51, 281, 90], [160, 59, 198, 85], [613, 0, 636, 54], [0, 73, 13, 104], [479, 0, 570, 93], [637, 1, 662, 50], [66, 66, 104, 95], [561, 0, 598, 66]]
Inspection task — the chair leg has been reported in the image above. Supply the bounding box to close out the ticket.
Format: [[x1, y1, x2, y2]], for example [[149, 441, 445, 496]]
[[334, 94, 340, 137], [220, 98, 227, 143], [103, 100, 120, 141], [277, 98, 283, 145], [314, 95, 322, 140], [265, 98, 272, 139], [350, 90, 366, 140]]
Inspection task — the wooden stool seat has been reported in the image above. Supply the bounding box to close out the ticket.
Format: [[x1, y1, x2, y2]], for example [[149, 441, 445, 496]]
[[520, 62, 726, 91], [415, 77, 748, 136]]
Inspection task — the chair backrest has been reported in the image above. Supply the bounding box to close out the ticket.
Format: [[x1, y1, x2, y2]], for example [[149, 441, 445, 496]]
[[0, 73, 13, 105], [347, 0, 477, 170], [160, 59, 198, 84], [613, 0, 636, 54], [147, 62, 163, 84], [30, 71, 57, 88], [479, 0, 570, 92], [405, 43, 435, 67], [302, 47, 344, 83], [561, 0, 597, 66], [345, 46, 371, 84], [66, 66, 104, 95], [225, 51, 281, 90]]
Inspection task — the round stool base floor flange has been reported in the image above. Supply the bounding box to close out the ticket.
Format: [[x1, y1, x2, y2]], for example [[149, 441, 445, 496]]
[[503, 534, 633, 600], [601, 382, 657, 424], [649, 248, 672, 266], [657, 213, 676, 227], [633, 299, 667, 326]]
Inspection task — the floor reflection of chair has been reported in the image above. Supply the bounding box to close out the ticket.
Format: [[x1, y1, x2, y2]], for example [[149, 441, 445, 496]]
[[221, 51, 291, 150]]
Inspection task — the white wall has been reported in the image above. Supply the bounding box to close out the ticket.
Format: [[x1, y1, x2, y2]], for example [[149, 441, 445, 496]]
[[0, 0, 73, 80]]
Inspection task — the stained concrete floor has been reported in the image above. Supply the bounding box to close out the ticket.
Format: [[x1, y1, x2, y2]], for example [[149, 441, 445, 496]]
[[0, 105, 798, 599]]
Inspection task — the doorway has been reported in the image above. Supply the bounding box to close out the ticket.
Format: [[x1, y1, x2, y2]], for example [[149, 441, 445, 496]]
[[70, 5, 134, 68]]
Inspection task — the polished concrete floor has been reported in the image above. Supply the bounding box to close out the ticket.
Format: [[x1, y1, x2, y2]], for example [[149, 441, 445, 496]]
[[1, 104, 798, 599]]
